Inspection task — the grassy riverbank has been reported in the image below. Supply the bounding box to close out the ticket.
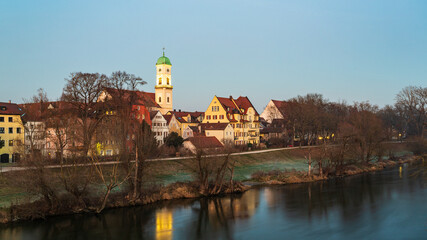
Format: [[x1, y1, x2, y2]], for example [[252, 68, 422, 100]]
[[0, 142, 416, 223]]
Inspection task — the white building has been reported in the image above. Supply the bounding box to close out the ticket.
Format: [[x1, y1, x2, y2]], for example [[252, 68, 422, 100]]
[[260, 100, 287, 123], [150, 111, 169, 145]]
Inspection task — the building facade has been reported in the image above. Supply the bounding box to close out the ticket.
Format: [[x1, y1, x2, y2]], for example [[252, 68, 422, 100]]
[[0, 102, 24, 163], [155, 51, 173, 114], [203, 96, 260, 145], [150, 111, 169, 145]]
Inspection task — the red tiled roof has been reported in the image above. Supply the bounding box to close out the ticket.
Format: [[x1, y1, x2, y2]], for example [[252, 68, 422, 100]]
[[200, 123, 230, 131], [163, 114, 173, 124], [20, 101, 75, 121], [149, 111, 159, 120], [216, 96, 259, 122], [103, 88, 160, 108], [168, 111, 204, 123], [235, 96, 259, 115], [187, 136, 224, 149], [271, 100, 288, 117], [0, 102, 23, 116]]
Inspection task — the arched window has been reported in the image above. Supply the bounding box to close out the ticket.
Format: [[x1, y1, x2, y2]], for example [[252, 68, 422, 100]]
[[167, 78, 170, 85], [159, 97, 162, 103], [167, 97, 170, 103], [158, 78, 162, 85], [167, 68, 170, 72]]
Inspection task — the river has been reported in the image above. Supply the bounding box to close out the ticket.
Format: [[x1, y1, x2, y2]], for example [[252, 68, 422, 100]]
[[1, 163, 426, 240]]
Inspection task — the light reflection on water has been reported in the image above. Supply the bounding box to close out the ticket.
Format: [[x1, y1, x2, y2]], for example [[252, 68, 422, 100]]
[[1, 164, 426, 240]]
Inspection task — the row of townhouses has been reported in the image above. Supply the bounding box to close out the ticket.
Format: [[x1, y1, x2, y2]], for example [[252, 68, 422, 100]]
[[1, 53, 291, 162]]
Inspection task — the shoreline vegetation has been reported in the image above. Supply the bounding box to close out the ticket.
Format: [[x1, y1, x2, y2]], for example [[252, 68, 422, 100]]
[[0, 144, 424, 225]]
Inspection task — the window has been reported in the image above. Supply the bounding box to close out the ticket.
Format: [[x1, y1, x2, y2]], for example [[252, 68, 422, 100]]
[[167, 78, 170, 85], [211, 106, 219, 112], [8, 128, 13, 134], [8, 117, 12, 122], [213, 115, 217, 120], [159, 97, 162, 103], [159, 68, 161, 72], [0, 128, 4, 134], [0, 117, 3, 122], [167, 68, 169, 72], [219, 115, 224, 119], [167, 97, 170, 103], [106, 150, 113, 156], [159, 78, 162, 85], [16, 128, 21, 134], [207, 115, 211, 120], [9, 140, 13, 146]]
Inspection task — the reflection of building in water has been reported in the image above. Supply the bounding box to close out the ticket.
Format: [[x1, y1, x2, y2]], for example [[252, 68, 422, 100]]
[[155, 208, 173, 240], [264, 188, 275, 207], [208, 189, 260, 225]]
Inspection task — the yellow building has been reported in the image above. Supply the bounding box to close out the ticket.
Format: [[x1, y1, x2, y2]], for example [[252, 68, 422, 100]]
[[165, 111, 203, 136], [203, 96, 260, 145], [0, 102, 25, 163]]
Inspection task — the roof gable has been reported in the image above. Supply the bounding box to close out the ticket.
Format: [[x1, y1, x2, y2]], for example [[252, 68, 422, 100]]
[[187, 136, 224, 149], [0, 102, 23, 116]]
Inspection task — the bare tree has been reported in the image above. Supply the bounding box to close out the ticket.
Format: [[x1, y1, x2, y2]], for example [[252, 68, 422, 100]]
[[91, 156, 130, 213], [395, 86, 427, 137], [344, 102, 386, 164], [61, 72, 108, 156]]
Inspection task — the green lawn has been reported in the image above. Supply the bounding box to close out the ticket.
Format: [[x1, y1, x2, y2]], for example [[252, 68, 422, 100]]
[[0, 144, 412, 207]]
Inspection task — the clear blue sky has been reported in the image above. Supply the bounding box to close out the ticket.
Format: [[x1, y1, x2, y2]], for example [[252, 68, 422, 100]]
[[1, 0, 426, 112]]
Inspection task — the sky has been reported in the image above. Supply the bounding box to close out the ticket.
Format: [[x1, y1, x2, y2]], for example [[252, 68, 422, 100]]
[[1, 0, 426, 112]]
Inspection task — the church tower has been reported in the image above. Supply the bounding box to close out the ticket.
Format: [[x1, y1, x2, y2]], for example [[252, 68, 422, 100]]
[[155, 50, 173, 114]]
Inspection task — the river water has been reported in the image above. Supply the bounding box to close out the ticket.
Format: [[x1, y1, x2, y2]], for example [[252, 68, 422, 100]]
[[1, 163, 426, 240]]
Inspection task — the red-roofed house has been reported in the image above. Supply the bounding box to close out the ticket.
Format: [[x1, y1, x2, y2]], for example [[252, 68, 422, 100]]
[[0, 102, 24, 162], [183, 136, 224, 153], [165, 110, 203, 136], [199, 123, 234, 144], [260, 100, 288, 123], [203, 96, 260, 145]]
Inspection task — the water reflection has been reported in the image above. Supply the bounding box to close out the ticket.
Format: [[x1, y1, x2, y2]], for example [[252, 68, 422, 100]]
[[155, 208, 173, 240], [0, 164, 426, 240], [185, 189, 260, 240]]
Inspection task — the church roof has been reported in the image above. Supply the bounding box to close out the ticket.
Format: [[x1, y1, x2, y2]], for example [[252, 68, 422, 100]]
[[156, 52, 172, 66]]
